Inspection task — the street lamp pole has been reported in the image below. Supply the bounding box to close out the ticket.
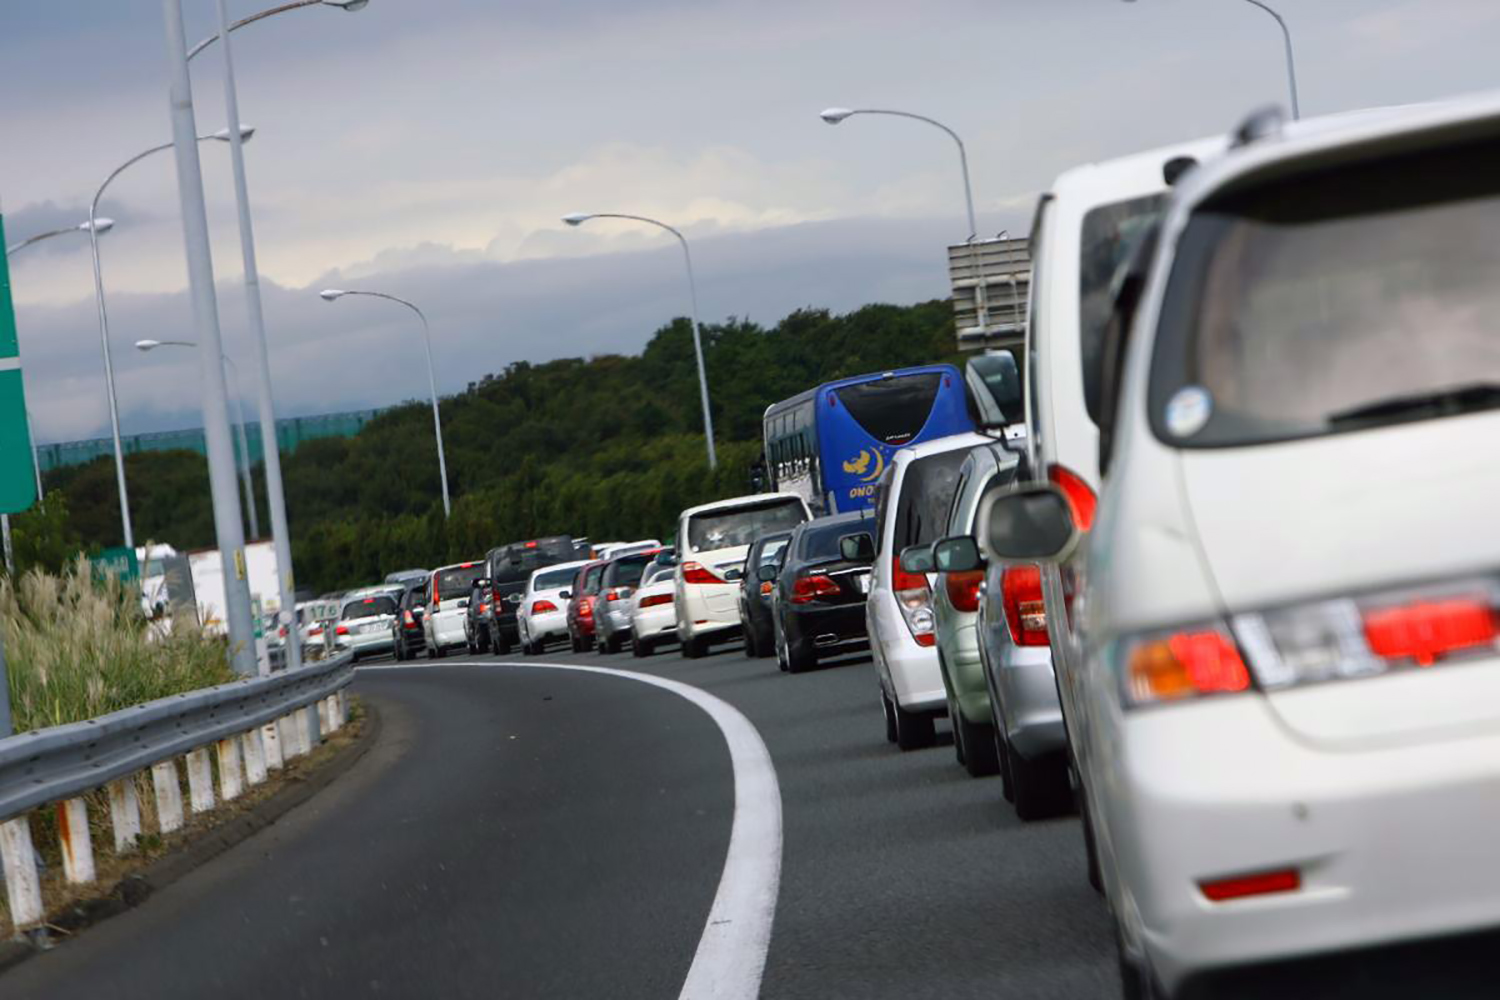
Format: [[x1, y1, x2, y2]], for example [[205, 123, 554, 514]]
[[189, 0, 370, 678], [134, 340, 259, 541], [160, 0, 258, 677], [87, 128, 250, 551], [319, 290, 451, 517], [4, 218, 114, 575], [560, 212, 718, 470]]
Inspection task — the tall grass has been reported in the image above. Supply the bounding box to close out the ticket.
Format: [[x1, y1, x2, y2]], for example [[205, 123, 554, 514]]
[[3, 558, 237, 734]]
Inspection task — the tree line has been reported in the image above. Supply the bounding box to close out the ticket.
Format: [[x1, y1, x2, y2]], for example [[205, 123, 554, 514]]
[[25, 299, 957, 593]]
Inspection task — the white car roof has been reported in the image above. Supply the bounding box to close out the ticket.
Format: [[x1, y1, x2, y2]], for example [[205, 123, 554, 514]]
[[679, 491, 806, 519], [892, 431, 993, 465], [342, 585, 401, 604], [1049, 134, 1227, 206]]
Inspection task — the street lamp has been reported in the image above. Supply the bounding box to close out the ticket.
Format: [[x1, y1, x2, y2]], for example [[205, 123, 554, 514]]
[[87, 125, 254, 551], [134, 340, 260, 542], [560, 212, 718, 469], [319, 290, 451, 517], [187, 0, 368, 678], [819, 107, 978, 242], [6, 217, 114, 257], [1121, 0, 1300, 120]]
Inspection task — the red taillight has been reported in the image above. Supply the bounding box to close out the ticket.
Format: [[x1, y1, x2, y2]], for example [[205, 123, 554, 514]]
[[604, 588, 623, 602], [945, 570, 983, 614], [310, 625, 323, 636], [681, 561, 725, 585], [892, 563, 935, 645], [639, 593, 674, 609], [403, 610, 415, 625], [525, 541, 538, 548], [479, 603, 490, 613], [1001, 565, 1048, 646], [335, 625, 349, 635], [1200, 868, 1300, 902], [892, 564, 928, 593], [1125, 627, 1250, 706], [759, 581, 773, 595], [579, 597, 595, 619], [532, 600, 559, 614], [1048, 463, 1097, 533], [1363, 599, 1497, 667], [791, 574, 841, 604]]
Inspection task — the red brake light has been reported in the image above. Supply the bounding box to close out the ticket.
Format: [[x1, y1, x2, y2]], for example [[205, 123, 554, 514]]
[[681, 561, 725, 585], [1125, 627, 1250, 706], [945, 570, 983, 614], [1001, 565, 1048, 646], [579, 598, 595, 618], [310, 625, 323, 636], [760, 581, 773, 595], [892, 564, 928, 593], [891, 563, 935, 645], [1200, 868, 1300, 902], [335, 625, 349, 635], [790, 574, 841, 604], [639, 593, 674, 609], [479, 603, 490, 613], [1048, 463, 1097, 533], [532, 599, 559, 614], [525, 541, 538, 549], [363, 597, 375, 604], [1362, 599, 1497, 666]]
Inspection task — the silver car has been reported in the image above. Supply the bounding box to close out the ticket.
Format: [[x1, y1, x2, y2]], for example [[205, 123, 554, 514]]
[[334, 586, 402, 661]]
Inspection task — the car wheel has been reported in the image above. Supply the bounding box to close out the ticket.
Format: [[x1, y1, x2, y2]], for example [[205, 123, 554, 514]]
[[495, 630, 512, 656], [995, 729, 1016, 804], [955, 709, 1000, 778], [774, 621, 789, 672], [1079, 773, 1105, 894], [892, 698, 936, 751], [880, 688, 898, 744], [949, 694, 966, 766], [683, 633, 707, 659], [784, 626, 816, 674], [743, 625, 758, 658], [1115, 919, 1164, 1000], [1011, 749, 1071, 821], [434, 642, 446, 659], [425, 643, 436, 660]]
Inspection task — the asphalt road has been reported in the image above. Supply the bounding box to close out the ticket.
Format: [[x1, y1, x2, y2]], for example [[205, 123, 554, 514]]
[[4, 640, 1119, 999]]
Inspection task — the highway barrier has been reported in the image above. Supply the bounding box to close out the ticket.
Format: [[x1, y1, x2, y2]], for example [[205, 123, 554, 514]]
[[0, 651, 355, 930]]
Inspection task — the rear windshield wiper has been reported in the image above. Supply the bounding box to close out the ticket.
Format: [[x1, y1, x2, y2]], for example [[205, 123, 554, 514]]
[[1326, 382, 1500, 428]]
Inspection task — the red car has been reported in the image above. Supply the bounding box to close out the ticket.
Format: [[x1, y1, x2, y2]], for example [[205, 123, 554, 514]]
[[566, 560, 607, 652]]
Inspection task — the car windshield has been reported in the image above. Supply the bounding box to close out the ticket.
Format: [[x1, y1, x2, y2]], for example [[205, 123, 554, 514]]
[[342, 595, 396, 620], [688, 499, 806, 551], [800, 521, 872, 563], [532, 566, 580, 591], [435, 564, 485, 600], [604, 554, 653, 587], [1151, 135, 1500, 446]]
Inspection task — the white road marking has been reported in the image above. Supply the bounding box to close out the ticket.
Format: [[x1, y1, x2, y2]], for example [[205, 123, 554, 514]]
[[355, 658, 783, 1000]]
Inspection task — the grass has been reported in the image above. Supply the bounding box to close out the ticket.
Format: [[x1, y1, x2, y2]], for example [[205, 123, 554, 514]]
[[3, 557, 237, 735]]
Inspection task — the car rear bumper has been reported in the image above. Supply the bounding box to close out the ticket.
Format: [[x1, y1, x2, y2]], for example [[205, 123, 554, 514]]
[[632, 604, 678, 640], [785, 602, 866, 647], [429, 614, 468, 649], [1106, 698, 1500, 993], [989, 638, 1063, 760], [338, 629, 393, 655], [523, 610, 568, 640], [679, 583, 740, 638]]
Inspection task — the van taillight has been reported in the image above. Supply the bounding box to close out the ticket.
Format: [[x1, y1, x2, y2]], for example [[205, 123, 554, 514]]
[[532, 600, 559, 614], [1001, 565, 1048, 646], [892, 564, 935, 647], [682, 561, 725, 585], [1047, 463, 1097, 532], [945, 571, 983, 614]]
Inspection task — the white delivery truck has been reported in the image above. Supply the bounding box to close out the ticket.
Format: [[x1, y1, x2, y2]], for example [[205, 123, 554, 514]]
[[187, 541, 283, 670]]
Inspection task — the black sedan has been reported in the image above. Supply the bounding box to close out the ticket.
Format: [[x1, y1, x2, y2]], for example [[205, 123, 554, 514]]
[[765, 511, 875, 673], [738, 530, 792, 658]]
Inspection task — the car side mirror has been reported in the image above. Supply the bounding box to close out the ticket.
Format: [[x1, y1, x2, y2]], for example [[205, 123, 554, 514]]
[[898, 543, 936, 575], [978, 484, 1079, 563], [757, 563, 779, 583], [560, 590, 572, 600], [933, 536, 984, 573], [965, 349, 1024, 428], [839, 533, 876, 562]]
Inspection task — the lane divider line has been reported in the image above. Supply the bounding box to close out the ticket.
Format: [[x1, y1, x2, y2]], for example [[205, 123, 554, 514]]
[[356, 659, 782, 1000]]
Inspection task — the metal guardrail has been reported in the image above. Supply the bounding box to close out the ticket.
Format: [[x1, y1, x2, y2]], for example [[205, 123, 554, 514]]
[[0, 651, 356, 931]]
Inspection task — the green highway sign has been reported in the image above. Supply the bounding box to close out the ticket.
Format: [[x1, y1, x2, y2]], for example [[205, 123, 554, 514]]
[[90, 546, 140, 583], [0, 214, 36, 515]]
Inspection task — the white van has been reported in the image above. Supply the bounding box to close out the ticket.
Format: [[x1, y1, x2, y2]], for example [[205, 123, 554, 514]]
[[675, 493, 810, 658], [988, 97, 1500, 996], [423, 559, 485, 658]]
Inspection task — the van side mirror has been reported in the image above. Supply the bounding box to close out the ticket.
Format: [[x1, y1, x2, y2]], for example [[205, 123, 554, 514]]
[[559, 590, 572, 600], [933, 536, 984, 573], [839, 533, 875, 562], [898, 543, 936, 575], [978, 484, 1079, 563], [965, 350, 1024, 428], [757, 563, 779, 583]]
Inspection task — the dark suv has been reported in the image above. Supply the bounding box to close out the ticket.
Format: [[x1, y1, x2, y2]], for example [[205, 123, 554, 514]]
[[390, 576, 430, 661], [475, 536, 577, 654], [739, 531, 793, 658]]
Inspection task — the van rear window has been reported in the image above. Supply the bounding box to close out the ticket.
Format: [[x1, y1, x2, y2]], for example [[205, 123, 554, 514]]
[[687, 499, 807, 551]]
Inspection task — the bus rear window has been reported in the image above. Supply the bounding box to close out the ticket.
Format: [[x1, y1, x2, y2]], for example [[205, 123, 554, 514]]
[[835, 373, 942, 445]]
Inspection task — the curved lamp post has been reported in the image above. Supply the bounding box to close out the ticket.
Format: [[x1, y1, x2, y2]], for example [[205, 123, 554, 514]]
[[560, 212, 717, 469], [319, 290, 451, 517], [1122, 0, 1300, 119], [88, 126, 253, 550], [135, 340, 260, 541]]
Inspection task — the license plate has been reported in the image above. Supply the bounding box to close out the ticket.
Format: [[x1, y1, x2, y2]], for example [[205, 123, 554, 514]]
[[856, 572, 870, 594], [361, 622, 382, 634]]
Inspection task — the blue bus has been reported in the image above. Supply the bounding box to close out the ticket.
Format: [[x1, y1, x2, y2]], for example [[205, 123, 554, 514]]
[[762, 364, 975, 515]]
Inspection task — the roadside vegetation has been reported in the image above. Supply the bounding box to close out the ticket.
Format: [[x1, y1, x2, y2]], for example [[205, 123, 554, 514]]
[[38, 299, 958, 592]]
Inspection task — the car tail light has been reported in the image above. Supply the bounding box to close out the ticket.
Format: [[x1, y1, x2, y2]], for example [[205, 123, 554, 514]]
[[579, 597, 595, 619], [945, 570, 983, 614], [1001, 565, 1048, 646], [760, 581, 773, 596], [791, 574, 841, 604], [681, 561, 725, 585], [335, 625, 349, 636], [604, 588, 634, 602], [1232, 577, 1500, 691], [1048, 463, 1097, 532], [310, 625, 323, 636], [1200, 868, 1300, 902], [639, 593, 674, 609], [403, 610, 415, 625], [1122, 623, 1251, 707], [892, 563, 936, 647], [531, 600, 559, 614], [479, 603, 490, 614]]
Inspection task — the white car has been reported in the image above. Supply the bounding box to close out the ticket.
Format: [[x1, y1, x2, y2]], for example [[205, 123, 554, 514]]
[[991, 97, 1500, 997], [518, 559, 589, 655], [630, 561, 680, 657], [595, 539, 662, 560], [333, 586, 402, 661], [865, 432, 989, 750], [675, 493, 811, 658], [423, 559, 485, 658]]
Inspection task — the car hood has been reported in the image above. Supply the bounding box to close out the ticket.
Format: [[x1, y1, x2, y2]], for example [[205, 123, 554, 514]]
[[1177, 412, 1500, 748]]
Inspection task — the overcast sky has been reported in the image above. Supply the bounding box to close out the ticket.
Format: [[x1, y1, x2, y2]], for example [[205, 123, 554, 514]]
[[3, 0, 1497, 443]]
